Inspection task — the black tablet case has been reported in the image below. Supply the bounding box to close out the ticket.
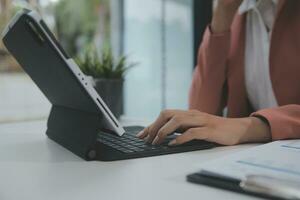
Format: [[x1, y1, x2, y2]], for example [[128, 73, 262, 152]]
[[2, 11, 105, 160]]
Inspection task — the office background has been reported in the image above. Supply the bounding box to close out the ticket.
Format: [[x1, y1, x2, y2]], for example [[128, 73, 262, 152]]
[[0, 0, 211, 122]]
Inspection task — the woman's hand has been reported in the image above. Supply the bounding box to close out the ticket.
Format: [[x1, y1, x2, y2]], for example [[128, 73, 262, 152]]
[[211, 0, 243, 33], [136, 110, 271, 146]]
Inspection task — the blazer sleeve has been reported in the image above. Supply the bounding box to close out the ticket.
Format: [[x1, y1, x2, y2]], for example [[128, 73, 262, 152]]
[[188, 26, 231, 115], [251, 105, 300, 140]]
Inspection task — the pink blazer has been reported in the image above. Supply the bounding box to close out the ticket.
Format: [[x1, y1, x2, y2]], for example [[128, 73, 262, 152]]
[[189, 0, 300, 140]]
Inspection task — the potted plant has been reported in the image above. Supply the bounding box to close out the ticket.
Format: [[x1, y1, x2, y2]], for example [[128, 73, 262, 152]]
[[76, 47, 136, 119]]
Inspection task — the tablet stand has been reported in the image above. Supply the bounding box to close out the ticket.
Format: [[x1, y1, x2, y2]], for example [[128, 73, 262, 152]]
[[46, 105, 104, 160]]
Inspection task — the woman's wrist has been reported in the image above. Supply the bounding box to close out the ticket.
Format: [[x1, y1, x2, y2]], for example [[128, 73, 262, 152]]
[[239, 117, 272, 144]]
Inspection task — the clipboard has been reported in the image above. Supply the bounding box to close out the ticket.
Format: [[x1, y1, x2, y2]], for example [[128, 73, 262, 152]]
[[186, 140, 300, 200]]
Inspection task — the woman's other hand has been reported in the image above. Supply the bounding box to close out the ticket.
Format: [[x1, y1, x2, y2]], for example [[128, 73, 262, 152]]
[[211, 0, 243, 33]]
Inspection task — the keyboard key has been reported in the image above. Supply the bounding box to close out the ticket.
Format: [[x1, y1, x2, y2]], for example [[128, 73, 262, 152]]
[[123, 149, 134, 153]]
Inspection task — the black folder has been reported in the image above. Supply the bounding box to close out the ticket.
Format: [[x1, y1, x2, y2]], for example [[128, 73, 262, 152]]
[[187, 170, 285, 200]]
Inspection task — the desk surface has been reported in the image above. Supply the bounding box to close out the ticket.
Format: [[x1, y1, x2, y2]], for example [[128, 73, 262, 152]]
[[0, 120, 262, 200]]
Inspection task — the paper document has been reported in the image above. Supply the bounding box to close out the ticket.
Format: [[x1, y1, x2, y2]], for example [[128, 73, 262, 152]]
[[200, 140, 300, 182]]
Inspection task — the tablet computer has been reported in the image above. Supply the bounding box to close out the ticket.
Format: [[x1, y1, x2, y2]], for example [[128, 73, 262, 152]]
[[2, 9, 125, 136]]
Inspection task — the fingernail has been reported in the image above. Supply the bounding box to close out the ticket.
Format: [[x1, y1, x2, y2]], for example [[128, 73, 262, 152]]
[[152, 137, 159, 145], [168, 139, 177, 146], [146, 136, 152, 143], [136, 131, 144, 137]]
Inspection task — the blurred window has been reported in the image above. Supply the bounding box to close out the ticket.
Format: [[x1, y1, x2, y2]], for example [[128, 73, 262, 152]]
[[123, 0, 194, 120]]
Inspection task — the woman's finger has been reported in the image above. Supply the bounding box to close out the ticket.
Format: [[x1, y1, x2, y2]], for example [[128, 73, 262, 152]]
[[169, 127, 208, 146], [136, 125, 151, 139], [136, 110, 174, 140], [152, 117, 180, 145], [143, 110, 181, 142]]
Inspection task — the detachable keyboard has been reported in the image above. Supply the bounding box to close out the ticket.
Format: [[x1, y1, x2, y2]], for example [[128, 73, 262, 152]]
[[97, 126, 216, 157], [98, 130, 172, 154]]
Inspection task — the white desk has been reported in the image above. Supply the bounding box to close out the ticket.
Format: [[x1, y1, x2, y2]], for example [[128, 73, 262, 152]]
[[0, 120, 262, 200]]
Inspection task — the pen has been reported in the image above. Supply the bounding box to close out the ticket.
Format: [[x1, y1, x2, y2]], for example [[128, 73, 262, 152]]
[[240, 175, 300, 200]]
